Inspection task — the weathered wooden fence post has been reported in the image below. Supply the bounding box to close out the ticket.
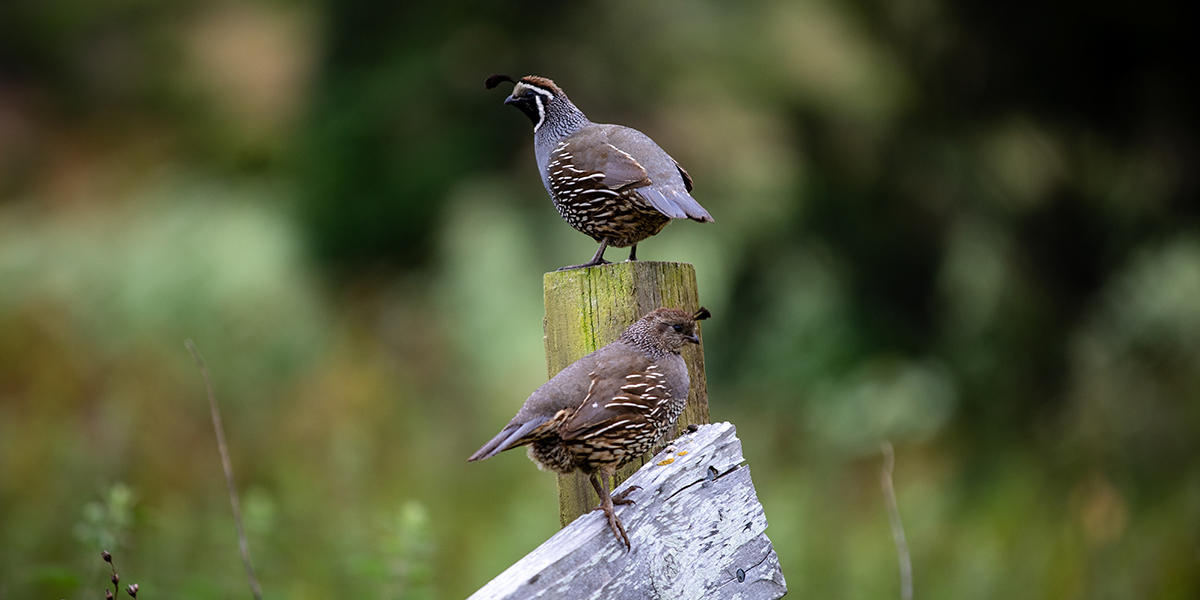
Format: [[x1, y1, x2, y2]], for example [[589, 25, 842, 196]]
[[543, 261, 710, 526]]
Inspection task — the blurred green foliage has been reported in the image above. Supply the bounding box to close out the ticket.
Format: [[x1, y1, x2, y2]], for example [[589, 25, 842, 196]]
[[1, 0, 1197, 598], [74, 484, 135, 556]]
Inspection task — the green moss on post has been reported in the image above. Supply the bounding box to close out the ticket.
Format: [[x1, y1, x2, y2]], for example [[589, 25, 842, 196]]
[[543, 261, 710, 527]]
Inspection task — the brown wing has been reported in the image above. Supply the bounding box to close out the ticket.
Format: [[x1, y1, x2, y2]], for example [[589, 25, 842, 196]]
[[548, 136, 652, 194], [557, 354, 673, 442]]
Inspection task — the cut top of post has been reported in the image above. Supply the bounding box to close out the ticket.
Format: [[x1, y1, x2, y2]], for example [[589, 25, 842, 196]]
[[542, 261, 710, 525]]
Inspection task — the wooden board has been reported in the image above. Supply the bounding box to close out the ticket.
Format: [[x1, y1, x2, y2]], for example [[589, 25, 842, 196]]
[[468, 422, 787, 600]]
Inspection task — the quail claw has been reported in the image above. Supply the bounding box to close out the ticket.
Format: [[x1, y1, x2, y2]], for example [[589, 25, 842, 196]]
[[611, 485, 640, 505]]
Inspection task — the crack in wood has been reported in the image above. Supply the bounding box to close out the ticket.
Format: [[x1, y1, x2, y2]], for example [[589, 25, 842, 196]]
[[713, 540, 777, 591], [665, 463, 744, 502]]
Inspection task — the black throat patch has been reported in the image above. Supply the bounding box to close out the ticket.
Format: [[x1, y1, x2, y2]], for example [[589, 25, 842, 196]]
[[512, 95, 544, 128]]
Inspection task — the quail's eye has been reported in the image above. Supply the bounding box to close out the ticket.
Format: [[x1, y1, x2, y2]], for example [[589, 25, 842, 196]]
[[672, 324, 684, 333]]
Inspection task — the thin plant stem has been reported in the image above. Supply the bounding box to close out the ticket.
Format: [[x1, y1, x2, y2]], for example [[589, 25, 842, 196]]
[[185, 339, 263, 600], [881, 441, 913, 600]]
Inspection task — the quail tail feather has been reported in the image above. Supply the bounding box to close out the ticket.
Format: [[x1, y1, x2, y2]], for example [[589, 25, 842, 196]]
[[467, 416, 550, 462], [637, 186, 714, 223]]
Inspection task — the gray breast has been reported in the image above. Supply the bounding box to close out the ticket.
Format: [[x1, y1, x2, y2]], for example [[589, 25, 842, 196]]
[[661, 353, 690, 403]]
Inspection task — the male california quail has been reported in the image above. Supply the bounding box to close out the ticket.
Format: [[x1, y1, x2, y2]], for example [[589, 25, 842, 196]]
[[468, 307, 711, 548], [485, 74, 714, 271]]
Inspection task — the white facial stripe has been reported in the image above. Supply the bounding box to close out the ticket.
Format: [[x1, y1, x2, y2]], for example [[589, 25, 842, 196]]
[[533, 95, 545, 132], [515, 82, 554, 98]]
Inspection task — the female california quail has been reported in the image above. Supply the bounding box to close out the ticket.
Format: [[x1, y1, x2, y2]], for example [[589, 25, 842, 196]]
[[486, 74, 714, 271], [468, 307, 711, 549]]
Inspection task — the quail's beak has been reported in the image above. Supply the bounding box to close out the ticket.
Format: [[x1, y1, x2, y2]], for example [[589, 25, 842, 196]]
[[685, 333, 700, 345], [503, 95, 519, 106]]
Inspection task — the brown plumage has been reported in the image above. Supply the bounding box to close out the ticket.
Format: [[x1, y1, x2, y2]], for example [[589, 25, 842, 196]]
[[468, 306, 712, 548], [487, 74, 714, 270]]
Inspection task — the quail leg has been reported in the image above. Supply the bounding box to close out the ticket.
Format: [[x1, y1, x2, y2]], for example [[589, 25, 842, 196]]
[[588, 471, 632, 550], [627, 244, 638, 262], [557, 240, 611, 271]]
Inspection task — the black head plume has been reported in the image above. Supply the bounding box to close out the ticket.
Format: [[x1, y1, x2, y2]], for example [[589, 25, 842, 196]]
[[693, 307, 712, 321], [485, 74, 516, 89]]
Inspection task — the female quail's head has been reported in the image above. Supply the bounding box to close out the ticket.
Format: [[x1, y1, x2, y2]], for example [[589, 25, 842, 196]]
[[621, 307, 711, 355]]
